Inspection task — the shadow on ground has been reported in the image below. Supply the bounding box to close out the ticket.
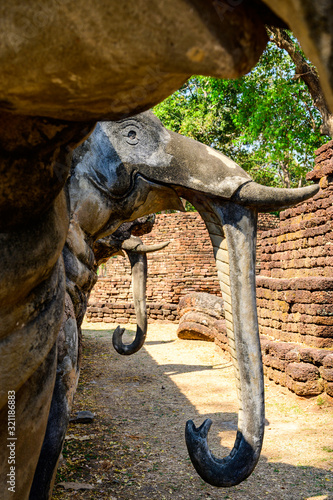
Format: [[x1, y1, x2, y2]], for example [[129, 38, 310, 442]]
[[53, 323, 333, 500]]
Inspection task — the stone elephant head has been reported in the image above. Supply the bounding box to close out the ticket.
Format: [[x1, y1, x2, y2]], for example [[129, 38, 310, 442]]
[[68, 111, 318, 487]]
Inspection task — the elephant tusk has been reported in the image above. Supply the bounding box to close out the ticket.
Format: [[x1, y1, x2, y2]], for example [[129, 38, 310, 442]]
[[121, 237, 170, 254], [134, 241, 170, 253], [231, 181, 319, 212]]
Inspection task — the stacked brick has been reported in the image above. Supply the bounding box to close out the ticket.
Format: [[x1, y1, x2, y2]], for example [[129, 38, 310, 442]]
[[175, 292, 333, 397], [87, 212, 278, 322], [255, 212, 281, 274], [256, 277, 333, 348], [261, 336, 333, 397], [86, 301, 178, 323], [177, 292, 226, 342], [256, 140, 333, 396]]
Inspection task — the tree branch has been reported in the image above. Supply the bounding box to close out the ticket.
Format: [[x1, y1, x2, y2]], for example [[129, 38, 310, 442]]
[[267, 26, 333, 137]]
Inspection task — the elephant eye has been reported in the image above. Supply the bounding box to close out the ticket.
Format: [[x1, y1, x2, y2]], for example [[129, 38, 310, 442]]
[[127, 130, 136, 139], [124, 127, 139, 145]]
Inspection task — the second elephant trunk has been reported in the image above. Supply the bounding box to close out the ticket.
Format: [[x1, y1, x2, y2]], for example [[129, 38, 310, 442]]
[[112, 247, 148, 355], [112, 237, 169, 355]]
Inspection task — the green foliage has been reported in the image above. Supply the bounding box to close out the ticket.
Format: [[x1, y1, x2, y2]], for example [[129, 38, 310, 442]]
[[154, 41, 329, 189]]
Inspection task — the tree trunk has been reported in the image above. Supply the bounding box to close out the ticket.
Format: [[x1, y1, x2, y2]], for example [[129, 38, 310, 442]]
[[280, 161, 291, 188], [267, 27, 333, 138]]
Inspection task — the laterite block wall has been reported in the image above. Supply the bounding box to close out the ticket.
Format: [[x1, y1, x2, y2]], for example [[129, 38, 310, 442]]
[[86, 142, 333, 398], [86, 212, 279, 323], [257, 140, 333, 396]]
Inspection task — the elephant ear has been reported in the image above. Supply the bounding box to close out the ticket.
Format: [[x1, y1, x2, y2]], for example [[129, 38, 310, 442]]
[[72, 123, 134, 199]]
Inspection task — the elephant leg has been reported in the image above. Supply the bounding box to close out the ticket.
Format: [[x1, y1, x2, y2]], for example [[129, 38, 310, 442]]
[[0, 253, 66, 500], [30, 294, 79, 500], [0, 344, 58, 500], [0, 114, 94, 499]]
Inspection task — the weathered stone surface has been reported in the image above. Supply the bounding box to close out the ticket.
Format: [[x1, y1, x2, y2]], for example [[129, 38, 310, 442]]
[[285, 349, 301, 363], [257, 276, 333, 292], [268, 341, 295, 359], [86, 301, 179, 323], [324, 382, 333, 398], [320, 367, 333, 382], [214, 327, 229, 345], [323, 354, 333, 368], [286, 376, 323, 397], [69, 411, 95, 424], [0, 0, 268, 121], [177, 293, 226, 342], [177, 321, 216, 341], [262, 354, 287, 371], [286, 362, 320, 382], [264, 365, 287, 387], [307, 141, 333, 181], [297, 347, 327, 364], [178, 292, 224, 319]]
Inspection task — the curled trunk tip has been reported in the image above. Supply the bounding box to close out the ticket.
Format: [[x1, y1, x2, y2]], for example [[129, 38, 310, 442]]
[[112, 325, 147, 355], [185, 419, 260, 487]]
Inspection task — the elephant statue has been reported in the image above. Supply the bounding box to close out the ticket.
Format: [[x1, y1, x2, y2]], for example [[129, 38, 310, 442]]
[[1, 2, 333, 117], [29, 222, 169, 498], [0, 3, 330, 498], [31, 110, 318, 498]]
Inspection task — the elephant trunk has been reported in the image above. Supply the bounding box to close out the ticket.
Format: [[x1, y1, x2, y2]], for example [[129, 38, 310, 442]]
[[112, 237, 169, 355], [185, 197, 264, 486], [112, 248, 148, 355]]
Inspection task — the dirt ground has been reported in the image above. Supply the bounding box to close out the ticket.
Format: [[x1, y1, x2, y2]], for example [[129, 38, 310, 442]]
[[53, 321, 333, 500]]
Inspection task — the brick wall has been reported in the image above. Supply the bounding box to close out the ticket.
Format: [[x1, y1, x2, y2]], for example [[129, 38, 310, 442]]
[[257, 142, 333, 349], [87, 212, 279, 323], [256, 140, 333, 396], [86, 148, 333, 398]]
